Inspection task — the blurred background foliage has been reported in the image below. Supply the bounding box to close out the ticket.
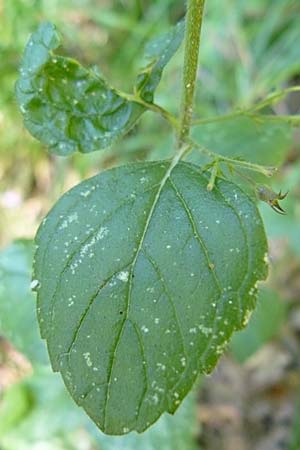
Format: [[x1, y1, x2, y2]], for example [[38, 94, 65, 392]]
[[0, 0, 299, 449]]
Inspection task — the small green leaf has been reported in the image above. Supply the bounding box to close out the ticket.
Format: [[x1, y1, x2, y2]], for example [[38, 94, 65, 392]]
[[0, 240, 48, 365], [15, 22, 145, 156], [34, 161, 268, 435], [135, 20, 185, 103]]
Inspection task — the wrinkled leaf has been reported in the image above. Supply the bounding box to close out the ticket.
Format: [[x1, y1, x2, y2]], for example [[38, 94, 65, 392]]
[[15, 22, 144, 156], [135, 20, 185, 103], [0, 240, 48, 365], [34, 161, 268, 434]]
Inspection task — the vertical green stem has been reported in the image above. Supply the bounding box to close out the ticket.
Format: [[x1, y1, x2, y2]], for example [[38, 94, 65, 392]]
[[178, 0, 206, 147]]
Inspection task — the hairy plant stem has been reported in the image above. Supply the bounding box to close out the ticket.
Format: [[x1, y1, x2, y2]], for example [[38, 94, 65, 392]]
[[177, 0, 206, 147]]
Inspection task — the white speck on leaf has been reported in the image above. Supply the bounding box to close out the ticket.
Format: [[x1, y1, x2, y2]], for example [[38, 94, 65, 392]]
[[117, 271, 129, 283], [83, 352, 92, 367], [198, 325, 213, 337], [59, 212, 78, 230], [30, 279, 40, 291]]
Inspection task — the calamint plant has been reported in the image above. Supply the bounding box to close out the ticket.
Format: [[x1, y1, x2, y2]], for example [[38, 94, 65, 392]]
[[15, 0, 291, 436]]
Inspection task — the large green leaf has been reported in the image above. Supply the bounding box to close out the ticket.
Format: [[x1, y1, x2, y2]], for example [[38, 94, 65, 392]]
[[34, 161, 268, 434], [0, 240, 48, 365], [135, 20, 185, 103], [15, 22, 144, 156]]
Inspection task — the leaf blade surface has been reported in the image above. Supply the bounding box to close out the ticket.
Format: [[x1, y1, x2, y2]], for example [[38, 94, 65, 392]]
[[34, 161, 268, 434]]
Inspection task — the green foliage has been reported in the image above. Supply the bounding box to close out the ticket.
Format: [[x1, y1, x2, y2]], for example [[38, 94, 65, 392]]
[[0, 382, 32, 437], [34, 161, 268, 434], [15, 20, 184, 156], [91, 391, 198, 450], [191, 116, 293, 166], [0, 367, 92, 449], [230, 287, 286, 363], [3, 0, 299, 440], [0, 240, 48, 365], [0, 366, 197, 450], [252, 1, 300, 96], [199, 0, 300, 108], [288, 400, 300, 450], [15, 22, 144, 156], [0, 238, 197, 449], [136, 20, 185, 102], [261, 162, 300, 255]]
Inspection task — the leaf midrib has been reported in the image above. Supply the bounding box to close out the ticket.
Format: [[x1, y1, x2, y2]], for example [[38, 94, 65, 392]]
[[103, 156, 183, 430]]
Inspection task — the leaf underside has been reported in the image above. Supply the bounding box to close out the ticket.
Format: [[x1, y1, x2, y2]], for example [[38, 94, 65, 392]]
[[15, 22, 144, 156], [34, 160, 268, 435]]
